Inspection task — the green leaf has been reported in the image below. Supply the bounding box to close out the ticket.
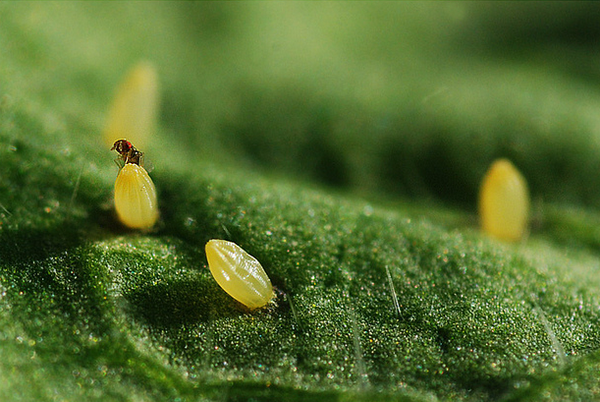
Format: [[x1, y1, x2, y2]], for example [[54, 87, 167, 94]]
[[2, 3, 600, 401]]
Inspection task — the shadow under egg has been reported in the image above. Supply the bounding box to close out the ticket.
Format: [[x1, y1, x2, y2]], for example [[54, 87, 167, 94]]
[[122, 276, 242, 328]]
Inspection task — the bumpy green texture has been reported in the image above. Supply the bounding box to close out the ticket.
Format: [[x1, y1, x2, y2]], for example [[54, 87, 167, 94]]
[[2, 3, 600, 401]]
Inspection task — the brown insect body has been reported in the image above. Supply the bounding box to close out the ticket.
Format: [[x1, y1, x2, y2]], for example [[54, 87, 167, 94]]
[[111, 139, 143, 165]]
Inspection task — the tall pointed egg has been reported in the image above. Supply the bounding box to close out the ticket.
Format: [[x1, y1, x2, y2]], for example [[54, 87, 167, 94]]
[[478, 158, 529, 242], [104, 62, 159, 149], [205, 240, 274, 309], [114, 163, 159, 229]]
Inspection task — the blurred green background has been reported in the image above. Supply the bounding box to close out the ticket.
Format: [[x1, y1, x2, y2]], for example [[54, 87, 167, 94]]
[[3, 2, 600, 401]]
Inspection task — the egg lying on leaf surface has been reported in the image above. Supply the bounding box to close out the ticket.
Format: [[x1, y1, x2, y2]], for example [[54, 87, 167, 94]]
[[205, 239, 274, 309], [478, 158, 529, 242]]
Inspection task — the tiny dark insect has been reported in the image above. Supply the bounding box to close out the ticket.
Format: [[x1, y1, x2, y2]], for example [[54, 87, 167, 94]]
[[111, 139, 143, 166]]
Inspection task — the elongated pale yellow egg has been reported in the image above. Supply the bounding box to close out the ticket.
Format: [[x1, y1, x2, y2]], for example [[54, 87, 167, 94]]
[[205, 240, 274, 309], [104, 62, 159, 148], [479, 158, 529, 242], [114, 163, 158, 229]]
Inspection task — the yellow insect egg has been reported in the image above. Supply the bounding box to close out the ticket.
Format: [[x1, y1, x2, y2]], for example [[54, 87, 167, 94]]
[[205, 239, 274, 309], [112, 139, 158, 229], [478, 158, 529, 242], [104, 61, 159, 149], [113, 152, 159, 230]]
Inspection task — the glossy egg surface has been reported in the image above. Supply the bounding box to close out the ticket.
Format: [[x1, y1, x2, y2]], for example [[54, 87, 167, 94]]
[[114, 163, 158, 229], [205, 239, 273, 309], [478, 158, 529, 242]]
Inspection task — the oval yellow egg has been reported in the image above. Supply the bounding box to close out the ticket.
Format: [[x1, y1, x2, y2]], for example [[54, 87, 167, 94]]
[[478, 158, 529, 242], [114, 163, 159, 229], [205, 239, 274, 309], [104, 62, 159, 149]]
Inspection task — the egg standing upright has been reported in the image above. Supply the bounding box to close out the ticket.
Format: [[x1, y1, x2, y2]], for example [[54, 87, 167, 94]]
[[478, 158, 529, 242], [111, 139, 159, 229]]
